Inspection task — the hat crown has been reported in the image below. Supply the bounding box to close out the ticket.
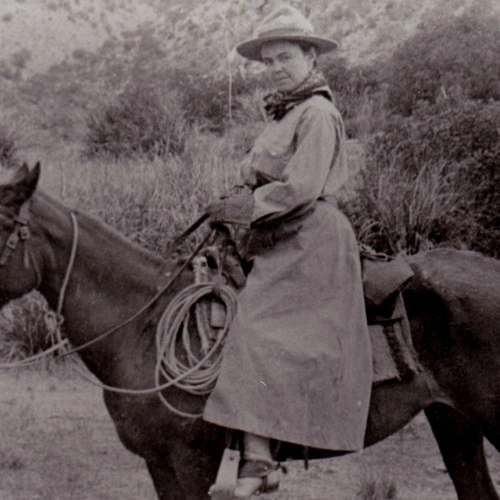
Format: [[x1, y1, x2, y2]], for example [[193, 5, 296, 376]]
[[256, 6, 314, 38], [236, 4, 338, 61]]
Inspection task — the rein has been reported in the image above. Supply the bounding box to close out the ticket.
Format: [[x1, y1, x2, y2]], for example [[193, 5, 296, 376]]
[[50, 211, 235, 418], [0, 206, 236, 418], [55, 212, 215, 359], [0, 209, 212, 362]]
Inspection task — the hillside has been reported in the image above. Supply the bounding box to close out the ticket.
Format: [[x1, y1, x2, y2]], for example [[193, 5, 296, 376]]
[[1, 0, 489, 76], [0, 0, 498, 154]]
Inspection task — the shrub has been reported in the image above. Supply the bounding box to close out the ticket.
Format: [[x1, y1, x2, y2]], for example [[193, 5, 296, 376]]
[[162, 67, 261, 132], [342, 96, 500, 257], [386, 4, 500, 115], [370, 98, 500, 172], [166, 68, 230, 132], [0, 292, 55, 361], [341, 157, 482, 256], [84, 85, 188, 159], [322, 55, 382, 137], [357, 474, 398, 500], [0, 123, 18, 166]]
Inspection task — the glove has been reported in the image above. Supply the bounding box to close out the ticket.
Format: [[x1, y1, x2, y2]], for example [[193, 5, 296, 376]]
[[206, 194, 254, 228]]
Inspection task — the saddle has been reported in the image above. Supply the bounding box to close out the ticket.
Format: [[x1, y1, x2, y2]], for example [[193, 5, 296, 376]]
[[362, 256, 422, 383]]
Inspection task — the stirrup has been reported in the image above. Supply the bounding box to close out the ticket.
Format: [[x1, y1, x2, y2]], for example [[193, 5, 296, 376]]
[[237, 458, 281, 495], [208, 448, 241, 499]]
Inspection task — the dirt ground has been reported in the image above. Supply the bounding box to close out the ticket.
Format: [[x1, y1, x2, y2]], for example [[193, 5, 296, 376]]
[[0, 368, 499, 500]]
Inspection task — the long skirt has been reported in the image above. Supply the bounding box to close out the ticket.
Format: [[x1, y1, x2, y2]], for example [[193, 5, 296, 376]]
[[203, 200, 372, 451]]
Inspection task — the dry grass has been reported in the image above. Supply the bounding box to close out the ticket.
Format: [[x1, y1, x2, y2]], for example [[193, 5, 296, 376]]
[[357, 474, 398, 499], [39, 127, 243, 255], [0, 126, 247, 362], [0, 292, 55, 362], [0, 370, 155, 500], [341, 157, 481, 256]]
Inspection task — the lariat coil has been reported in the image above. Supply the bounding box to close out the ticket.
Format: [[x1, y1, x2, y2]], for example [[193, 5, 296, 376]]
[[155, 254, 238, 418]]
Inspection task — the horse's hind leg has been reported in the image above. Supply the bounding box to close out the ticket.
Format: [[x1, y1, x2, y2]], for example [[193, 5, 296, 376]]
[[425, 403, 500, 500]]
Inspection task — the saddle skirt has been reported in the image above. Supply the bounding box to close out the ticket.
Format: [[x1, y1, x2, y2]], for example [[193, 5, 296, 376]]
[[362, 257, 422, 383]]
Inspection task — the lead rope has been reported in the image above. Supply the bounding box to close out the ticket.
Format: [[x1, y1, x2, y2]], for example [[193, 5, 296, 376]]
[[44, 212, 79, 353]]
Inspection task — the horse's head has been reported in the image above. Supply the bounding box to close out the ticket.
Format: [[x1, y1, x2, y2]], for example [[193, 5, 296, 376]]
[[0, 162, 41, 306]]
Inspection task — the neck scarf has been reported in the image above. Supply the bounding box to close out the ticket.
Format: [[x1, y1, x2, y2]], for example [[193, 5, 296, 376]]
[[263, 70, 332, 121]]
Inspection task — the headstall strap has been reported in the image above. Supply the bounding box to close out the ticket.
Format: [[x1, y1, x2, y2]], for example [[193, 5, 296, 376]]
[[0, 199, 32, 268]]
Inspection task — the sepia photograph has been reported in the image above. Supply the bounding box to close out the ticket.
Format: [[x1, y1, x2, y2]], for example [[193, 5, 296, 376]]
[[0, 0, 499, 498]]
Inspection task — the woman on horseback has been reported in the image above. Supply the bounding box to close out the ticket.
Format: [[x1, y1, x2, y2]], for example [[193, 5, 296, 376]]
[[204, 5, 372, 497]]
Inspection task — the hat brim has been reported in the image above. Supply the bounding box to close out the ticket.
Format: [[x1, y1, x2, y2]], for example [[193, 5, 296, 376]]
[[236, 35, 338, 62]]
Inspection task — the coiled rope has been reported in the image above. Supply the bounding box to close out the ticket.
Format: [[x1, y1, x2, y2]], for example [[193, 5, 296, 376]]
[[155, 268, 238, 417]]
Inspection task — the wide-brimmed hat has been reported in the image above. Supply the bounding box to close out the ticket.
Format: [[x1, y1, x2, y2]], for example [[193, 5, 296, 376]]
[[236, 5, 338, 62]]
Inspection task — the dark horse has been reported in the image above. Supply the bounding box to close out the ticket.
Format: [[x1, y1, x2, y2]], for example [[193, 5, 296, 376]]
[[0, 163, 499, 500]]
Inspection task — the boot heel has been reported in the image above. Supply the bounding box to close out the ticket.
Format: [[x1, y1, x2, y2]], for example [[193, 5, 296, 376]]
[[237, 459, 281, 497], [258, 468, 280, 494]]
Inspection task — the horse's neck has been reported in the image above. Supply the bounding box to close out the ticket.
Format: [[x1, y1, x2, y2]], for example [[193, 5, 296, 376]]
[[33, 192, 168, 355]]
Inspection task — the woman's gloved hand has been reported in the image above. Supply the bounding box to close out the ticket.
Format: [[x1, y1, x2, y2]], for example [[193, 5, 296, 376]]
[[206, 193, 254, 228]]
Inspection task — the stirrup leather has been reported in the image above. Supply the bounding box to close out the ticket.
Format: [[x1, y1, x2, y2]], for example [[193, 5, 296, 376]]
[[208, 448, 241, 499]]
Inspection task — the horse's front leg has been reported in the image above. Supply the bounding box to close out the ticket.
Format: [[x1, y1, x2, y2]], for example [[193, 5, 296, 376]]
[[146, 458, 190, 500], [146, 443, 222, 500], [425, 403, 500, 500]]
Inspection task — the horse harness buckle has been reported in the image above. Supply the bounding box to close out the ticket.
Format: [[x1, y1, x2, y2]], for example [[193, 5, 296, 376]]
[[5, 232, 19, 250], [0, 200, 32, 267]]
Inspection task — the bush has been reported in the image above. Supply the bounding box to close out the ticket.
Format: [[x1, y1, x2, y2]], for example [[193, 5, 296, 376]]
[[343, 97, 500, 257], [84, 61, 261, 160], [166, 68, 230, 132], [0, 292, 55, 361], [162, 67, 261, 132], [386, 4, 500, 115], [370, 98, 500, 172], [84, 85, 188, 159], [341, 157, 482, 256], [321, 55, 382, 137], [0, 123, 18, 166]]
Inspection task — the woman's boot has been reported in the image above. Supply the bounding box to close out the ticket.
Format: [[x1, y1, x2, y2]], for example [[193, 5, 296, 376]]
[[234, 433, 280, 498]]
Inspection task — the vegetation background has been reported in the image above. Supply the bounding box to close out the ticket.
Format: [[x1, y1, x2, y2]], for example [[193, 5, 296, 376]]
[[0, 0, 499, 352], [0, 1, 499, 498]]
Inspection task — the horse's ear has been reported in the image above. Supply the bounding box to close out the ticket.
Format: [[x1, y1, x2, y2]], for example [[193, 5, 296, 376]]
[[16, 163, 29, 179], [23, 162, 41, 199], [1, 162, 41, 207]]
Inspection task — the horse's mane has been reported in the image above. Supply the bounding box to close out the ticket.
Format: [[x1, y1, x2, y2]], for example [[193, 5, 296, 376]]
[[34, 189, 167, 270]]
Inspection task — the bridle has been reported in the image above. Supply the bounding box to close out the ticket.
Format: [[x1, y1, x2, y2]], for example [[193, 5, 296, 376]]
[[0, 200, 215, 358], [0, 198, 42, 288]]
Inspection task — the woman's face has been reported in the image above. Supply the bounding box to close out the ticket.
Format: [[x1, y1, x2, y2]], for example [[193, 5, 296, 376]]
[[261, 40, 316, 92]]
